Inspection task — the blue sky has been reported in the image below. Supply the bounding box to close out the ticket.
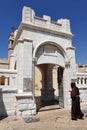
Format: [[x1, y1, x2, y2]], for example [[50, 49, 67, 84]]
[[0, 0, 87, 64]]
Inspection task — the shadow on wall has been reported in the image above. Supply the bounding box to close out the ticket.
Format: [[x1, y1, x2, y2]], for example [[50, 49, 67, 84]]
[[0, 88, 8, 120]]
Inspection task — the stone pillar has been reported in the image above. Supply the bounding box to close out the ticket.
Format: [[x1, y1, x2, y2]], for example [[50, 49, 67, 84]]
[[23, 39, 33, 92], [17, 39, 34, 92], [86, 78, 87, 84], [63, 63, 71, 109], [10, 54, 15, 69], [83, 78, 84, 85], [78, 78, 79, 84], [17, 41, 24, 93], [46, 66, 55, 100], [41, 65, 55, 105], [9, 49, 16, 71], [0, 77, 1, 85], [66, 47, 76, 82], [17, 39, 34, 93], [5, 77, 8, 86], [32, 57, 37, 96], [10, 76, 15, 87], [16, 39, 36, 118], [58, 67, 64, 107]]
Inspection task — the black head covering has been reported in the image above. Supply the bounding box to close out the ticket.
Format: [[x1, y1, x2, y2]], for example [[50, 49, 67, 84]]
[[71, 82, 76, 89]]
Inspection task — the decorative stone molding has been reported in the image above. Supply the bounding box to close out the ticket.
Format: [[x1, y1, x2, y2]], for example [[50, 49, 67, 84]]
[[65, 60, 70, 67]]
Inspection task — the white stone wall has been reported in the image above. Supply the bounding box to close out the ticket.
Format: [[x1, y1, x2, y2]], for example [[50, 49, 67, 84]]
[[0, 88, 17, 116]]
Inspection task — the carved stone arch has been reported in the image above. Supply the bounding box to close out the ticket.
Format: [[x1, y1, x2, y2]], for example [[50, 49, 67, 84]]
[[33, 41, 67, 108], [33, 41, 66, 67], [33, 41, 66, 59]]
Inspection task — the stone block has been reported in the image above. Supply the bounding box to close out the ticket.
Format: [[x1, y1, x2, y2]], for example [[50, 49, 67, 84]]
[[22, 110, 32, 117], [28, 103, 36, 110], [18, 104, 28, 111], [17, 98, 34, 104], [31, 109, 36, 115]]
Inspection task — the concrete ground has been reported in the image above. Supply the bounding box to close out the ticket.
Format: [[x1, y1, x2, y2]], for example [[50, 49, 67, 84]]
[[0, 105, 87, 130]]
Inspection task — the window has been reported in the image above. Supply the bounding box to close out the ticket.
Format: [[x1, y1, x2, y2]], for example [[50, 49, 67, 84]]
[[1, 76, 5, 85]]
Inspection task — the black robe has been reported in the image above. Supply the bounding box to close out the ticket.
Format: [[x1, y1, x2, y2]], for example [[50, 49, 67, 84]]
[[71, 86, 84, 120]]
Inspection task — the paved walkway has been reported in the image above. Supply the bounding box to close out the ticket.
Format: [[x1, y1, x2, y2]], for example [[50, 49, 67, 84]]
[[0, 105, 87, 130]]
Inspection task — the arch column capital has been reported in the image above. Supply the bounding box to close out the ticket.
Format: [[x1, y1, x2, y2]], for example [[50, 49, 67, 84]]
[[65, 61, 70, 68]]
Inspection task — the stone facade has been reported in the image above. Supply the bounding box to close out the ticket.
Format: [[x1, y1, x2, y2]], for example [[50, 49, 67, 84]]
[[76, 64, 87, 106], [0, 6, 86, 118]]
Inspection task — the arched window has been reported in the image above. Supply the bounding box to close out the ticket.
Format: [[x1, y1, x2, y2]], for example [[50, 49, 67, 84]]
[[77, 77, 79, 84], [85, 78, 87, 84], [81, 78, 83, 84], [1, 76, 5, 85]]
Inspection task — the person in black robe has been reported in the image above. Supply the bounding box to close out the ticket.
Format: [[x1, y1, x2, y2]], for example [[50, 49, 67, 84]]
[[70, 82, 84, 120]]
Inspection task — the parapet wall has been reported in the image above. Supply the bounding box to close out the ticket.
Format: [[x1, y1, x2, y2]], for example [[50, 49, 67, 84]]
[[22, 6, 72, 35]]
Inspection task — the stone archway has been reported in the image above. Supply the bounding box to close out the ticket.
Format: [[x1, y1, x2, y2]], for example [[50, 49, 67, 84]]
[[9, 6, 76, 117], [34, 42, 66, 110]]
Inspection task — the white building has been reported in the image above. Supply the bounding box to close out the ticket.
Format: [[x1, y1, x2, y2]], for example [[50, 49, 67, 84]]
[[0, 6, 86, 118]]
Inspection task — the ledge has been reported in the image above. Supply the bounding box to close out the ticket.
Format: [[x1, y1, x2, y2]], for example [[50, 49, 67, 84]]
[[15, 92, 33, 98], [0, 69, 17, 74], [0, 87, 17, 93]]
